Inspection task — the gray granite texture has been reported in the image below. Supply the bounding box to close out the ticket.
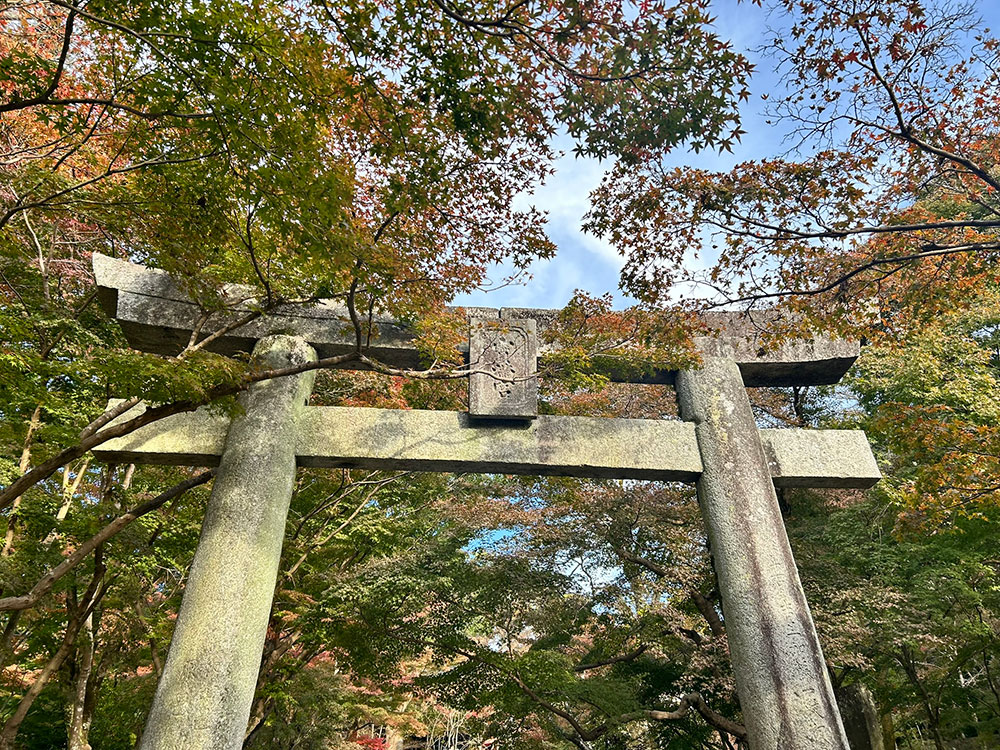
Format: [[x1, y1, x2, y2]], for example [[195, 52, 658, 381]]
[[96, 402, 879, 487], [94, 253, 860, 386], [468, 318, 538, 419], [139, 335, 316, 750], [676, 356, 850, 750]]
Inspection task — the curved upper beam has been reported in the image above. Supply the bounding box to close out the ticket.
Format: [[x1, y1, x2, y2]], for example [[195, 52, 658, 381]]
[[93, 253, 859, 387]]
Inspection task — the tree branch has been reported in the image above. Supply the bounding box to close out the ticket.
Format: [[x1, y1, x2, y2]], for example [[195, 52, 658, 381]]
[[641, 692, 746, 740], [714, 242, 998, 305], [0, 470, 214, 612], [574, 644, 649, 672], [0, 2, 78, 115]]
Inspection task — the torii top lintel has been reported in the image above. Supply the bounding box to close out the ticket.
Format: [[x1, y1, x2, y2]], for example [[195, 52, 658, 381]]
[[93, 253, 859, 388]]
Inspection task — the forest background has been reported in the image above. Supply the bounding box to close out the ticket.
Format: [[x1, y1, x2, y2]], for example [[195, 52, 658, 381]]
[[2, 0, 1000, 748]]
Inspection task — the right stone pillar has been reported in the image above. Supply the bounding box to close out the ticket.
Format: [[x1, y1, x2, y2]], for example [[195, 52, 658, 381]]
[[675, 356, 849, 749]]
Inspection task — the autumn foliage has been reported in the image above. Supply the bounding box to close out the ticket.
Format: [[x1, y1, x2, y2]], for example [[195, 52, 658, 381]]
[[3, 0, 1000, 749]]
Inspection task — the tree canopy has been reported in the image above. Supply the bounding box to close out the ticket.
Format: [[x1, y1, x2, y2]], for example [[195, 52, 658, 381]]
[[587, 0, 1000, 339], [3, 0, 1000, 749]]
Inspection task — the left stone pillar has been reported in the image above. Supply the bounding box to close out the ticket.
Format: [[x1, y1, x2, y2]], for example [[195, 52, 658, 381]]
[[141, 335, 316, 750]]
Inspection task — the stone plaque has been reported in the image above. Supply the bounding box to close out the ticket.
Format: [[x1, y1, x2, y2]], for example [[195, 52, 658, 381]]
[[469, 318, 537, 419]]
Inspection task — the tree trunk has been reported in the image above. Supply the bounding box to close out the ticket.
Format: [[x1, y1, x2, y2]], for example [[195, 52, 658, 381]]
[[689, 587, 725, 638], [0, 630, 80, 749], [0, 599, 98, 749], [42, 458, 93, 547], [67, 613, 95, 750], [0, 612, 21, 672], [0, 552, 106, 750], [385, 725, 405, 750], [898, 647, 944, 750], [242, 699, 272, 748], [880, 713, 895, 750], [4, 405, 42, 556], [244, 693, 272, 745]]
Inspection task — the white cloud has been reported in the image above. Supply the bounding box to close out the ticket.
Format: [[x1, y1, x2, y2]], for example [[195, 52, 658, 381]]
[[455, 0, 776, 311]]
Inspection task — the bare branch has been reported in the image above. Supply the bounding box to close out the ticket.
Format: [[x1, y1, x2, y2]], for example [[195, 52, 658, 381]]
[[0, 470, 215, 612], [642, 693, 746, 740], [715, 242, 998, 306]]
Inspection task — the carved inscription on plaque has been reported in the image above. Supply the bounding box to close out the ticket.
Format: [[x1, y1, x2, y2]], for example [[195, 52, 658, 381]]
[[469, 318, 537, 419]]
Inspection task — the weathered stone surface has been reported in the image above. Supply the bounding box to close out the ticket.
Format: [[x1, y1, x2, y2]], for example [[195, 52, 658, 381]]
[[762, 428, 881, 488], [94, 254, 860, 387], [98, 403, 701, 481], [139, 335, 317, 750], [94, 253, 417, 365], [836, 683, 884, 750], [95, 403, 879, 487], [94, 400, 229, 465], [468, 318, 537, 419], [697, 310, 859, 387], [298, 407, 699, 479], [95, 254, 882, 750], [675, 356, 849, 750]]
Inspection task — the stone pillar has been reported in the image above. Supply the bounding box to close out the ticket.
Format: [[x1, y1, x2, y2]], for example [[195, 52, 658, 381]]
[[140, 335, 316, 750], [836, 683, 884, 750], [675, 356, 848, 750]]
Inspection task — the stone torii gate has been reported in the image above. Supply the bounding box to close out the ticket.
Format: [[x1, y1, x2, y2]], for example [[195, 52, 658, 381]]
[[91, 254, 880, 750]]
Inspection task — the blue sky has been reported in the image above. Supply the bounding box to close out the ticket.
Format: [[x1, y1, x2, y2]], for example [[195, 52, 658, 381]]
[[452, 0, 1000, 311], [451, 1, 782, 311]]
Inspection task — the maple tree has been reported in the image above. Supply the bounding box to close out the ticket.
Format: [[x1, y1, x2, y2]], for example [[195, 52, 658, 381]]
[[786, 486, 1000, 750], [0, 0, 752, 512], [0, 1, 757, 747], [6, 0, 1000, 748], [315, 476, 741, 749], [849, 290, 1000, 526], [587, 0, 1000, 340]]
